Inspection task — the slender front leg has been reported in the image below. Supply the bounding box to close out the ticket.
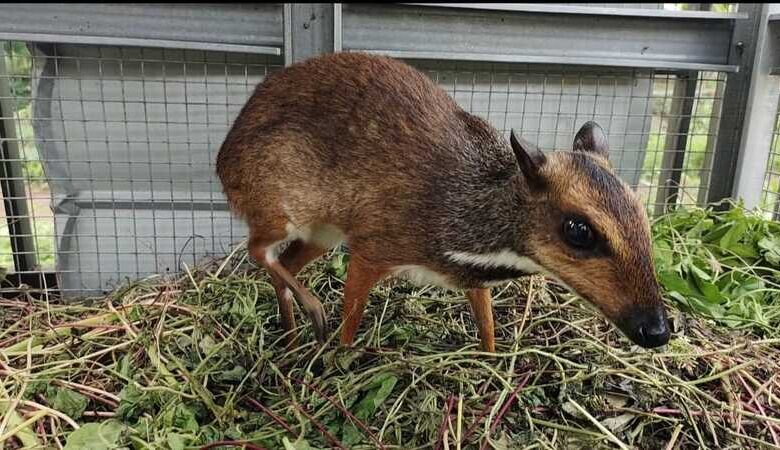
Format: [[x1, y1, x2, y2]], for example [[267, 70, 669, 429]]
[[466, 288, 496, 352], [340, 255, 387, 346]]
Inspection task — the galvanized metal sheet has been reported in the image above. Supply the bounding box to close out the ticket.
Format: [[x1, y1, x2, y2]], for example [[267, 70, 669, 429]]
[[0, 4, 284, 49], [342, 4, 737, 72]]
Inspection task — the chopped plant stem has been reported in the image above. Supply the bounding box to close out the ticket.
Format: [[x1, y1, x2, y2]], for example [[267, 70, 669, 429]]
[[435, 395, 456, 450], [566, 397, 630, 450], [480, 372, 532, 450]]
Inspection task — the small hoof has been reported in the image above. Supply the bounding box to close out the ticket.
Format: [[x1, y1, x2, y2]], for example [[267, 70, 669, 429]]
[[291, 289, 328, 344], [308, 303, 328, 344]]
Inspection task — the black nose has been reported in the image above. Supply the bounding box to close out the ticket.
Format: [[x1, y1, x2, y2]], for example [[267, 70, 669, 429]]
[[637, 319, 670, 348], [620, 306, 671, 348]]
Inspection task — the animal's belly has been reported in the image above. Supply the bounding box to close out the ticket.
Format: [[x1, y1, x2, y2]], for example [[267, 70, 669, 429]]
[[391, 250, 545, 289], [391, 265, 457, 289]]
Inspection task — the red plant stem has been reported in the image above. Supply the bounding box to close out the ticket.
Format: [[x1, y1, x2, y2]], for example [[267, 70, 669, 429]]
[[746, 374, 777, 407], [290, 377, 385, 450], [459, 393, 498, 446], [37, 419, 47, 446], [736, 374, 780, 447], [200, 441, 268, 450], [479, 372, 532, 450], [740, 402, 780, 446], [245, 398, 296, 436], [292, 402, 347, 450], [434, 395, 456, 450]]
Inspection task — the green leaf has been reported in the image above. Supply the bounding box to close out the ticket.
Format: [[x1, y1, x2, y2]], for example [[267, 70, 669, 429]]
[[688, 218, 714, 238], [727, 242, 760, 260], [64, 420, 123, 450], [283, 437, 320, 450], [687, 296, 726, 319], [701, 222, 731, 243], [199, 335, 217, 354], [658, 270, 694, 296], [688, 265, 725, 304], [719, 221, 747, 252], [24, 380, 49, 398], [327, 253, 350, 280], [215, 365, 247, 383], [354, 373, 398, 419], [342, 423, 363, 447], [758, 237, 780, 266], [116, 383, 145, 421], [162, 403, 199, 432], [167, 433, 186, 450], [343, 373, 398, 446], [688, 263, 712, 282], [52, 388, 88, 420], [652, 241, 674, 271], [118, 354, 133, 379]]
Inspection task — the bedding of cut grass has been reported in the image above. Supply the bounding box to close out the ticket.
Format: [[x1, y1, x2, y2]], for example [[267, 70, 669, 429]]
[[2, 219, 780, 449]]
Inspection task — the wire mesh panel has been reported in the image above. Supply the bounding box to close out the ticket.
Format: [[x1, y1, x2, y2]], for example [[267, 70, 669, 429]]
[[0, 42, 282, 295], [413, 61, 653, 187], [761, 91, 780, 219], [411, 60, 727, 212], [644, 71, 726, 213], [0, 41, 729, 296]]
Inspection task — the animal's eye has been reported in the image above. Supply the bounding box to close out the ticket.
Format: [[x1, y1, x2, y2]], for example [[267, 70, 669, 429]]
[[562, 218, 595, 249]]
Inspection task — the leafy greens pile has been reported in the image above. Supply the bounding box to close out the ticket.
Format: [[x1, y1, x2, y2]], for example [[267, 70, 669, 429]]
[[653, 203, 780, 334]]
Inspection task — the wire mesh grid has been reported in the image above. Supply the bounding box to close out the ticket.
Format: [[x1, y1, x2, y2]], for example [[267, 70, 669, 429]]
[[413, 60, 727, 213], [0, 42, 282, 295], [0, 42, 727, 296], [761, 90, 780, 220]]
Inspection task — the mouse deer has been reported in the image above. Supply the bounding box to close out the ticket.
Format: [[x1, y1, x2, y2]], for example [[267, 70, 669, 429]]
[[216, 52, 670, 351]]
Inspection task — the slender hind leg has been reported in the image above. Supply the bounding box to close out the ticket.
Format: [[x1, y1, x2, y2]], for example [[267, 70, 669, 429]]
[[340, 254, 388, 346], [269, 240, 328, 346], [466, 288, 496, 352], [248, 235, 329, 343]]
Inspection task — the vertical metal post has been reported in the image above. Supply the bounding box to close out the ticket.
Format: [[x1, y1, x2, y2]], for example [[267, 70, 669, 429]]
[[697, 78, 725, 205], [688, 3, 722, 207], [0, 44, 36, 271], [654, 72, 698, 215], [283, 3, 340, 66], [334, 4, 343, 52], [707, 3, 767, 206], [730, 4, 780, 209]]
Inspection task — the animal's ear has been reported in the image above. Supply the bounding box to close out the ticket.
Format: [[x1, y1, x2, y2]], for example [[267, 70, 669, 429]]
[[510, 129, 547, 190], [573, 121, 609, 158]]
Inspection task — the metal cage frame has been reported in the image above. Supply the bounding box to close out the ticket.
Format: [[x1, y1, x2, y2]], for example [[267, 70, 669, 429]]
[[0, 3, 776, 296]]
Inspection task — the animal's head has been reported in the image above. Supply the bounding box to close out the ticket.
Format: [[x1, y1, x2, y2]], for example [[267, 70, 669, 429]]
[[511, 122, 670, 348]]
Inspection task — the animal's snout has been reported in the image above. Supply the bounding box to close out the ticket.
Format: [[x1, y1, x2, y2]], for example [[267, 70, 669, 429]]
[[620, 305, 671, 349], [637, 317, 670, 348]]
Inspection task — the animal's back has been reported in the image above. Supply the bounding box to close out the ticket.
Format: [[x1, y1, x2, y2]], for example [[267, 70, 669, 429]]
[[216, 53, 506, 253]]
